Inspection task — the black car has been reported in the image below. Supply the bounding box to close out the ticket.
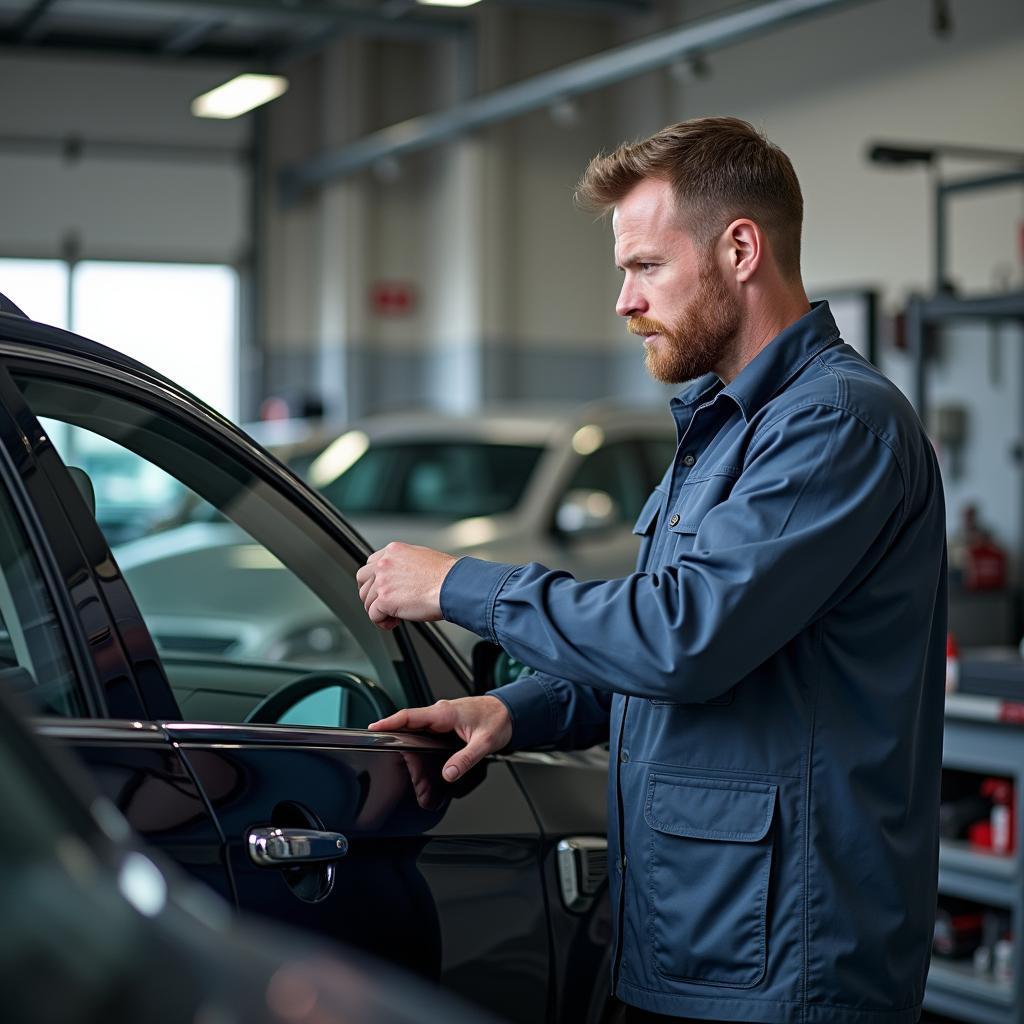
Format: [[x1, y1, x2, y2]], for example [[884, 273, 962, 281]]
[[0, 682, 505, 1024], [0, 292, 612, 1024]]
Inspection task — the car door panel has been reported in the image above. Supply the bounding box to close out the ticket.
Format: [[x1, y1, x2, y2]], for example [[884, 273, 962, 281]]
[[36, 719, 234, 902], [508, 753, 612, 1024], [170, 723, 550, 1022], [0, 340, 560, 1022]]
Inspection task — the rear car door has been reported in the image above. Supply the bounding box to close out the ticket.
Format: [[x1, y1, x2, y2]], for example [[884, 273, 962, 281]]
[[0, 327, 555, 1023]]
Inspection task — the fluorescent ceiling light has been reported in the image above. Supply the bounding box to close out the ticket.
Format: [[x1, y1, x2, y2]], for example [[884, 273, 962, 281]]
[[191, 74, 289, 119], [417, 0, 482, 6]]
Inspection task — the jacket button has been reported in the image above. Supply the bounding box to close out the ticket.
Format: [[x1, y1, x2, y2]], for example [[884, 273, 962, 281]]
[[669, 513, 680, 527], [682, 454, 696, 467], [620, 749, 629, 763]]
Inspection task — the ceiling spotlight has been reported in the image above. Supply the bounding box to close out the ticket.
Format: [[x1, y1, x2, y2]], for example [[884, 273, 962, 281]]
[[191, 74, 289, 119], [417, 0, 483, 6]]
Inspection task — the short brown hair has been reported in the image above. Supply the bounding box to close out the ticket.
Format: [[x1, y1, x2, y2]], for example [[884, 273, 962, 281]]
[[576, 116, 803, 279]]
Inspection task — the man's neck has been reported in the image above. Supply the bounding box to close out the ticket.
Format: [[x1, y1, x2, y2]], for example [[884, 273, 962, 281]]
[[716, 290, 811, 384]]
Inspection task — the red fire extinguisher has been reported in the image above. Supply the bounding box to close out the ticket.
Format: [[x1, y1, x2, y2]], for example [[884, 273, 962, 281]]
[[982, 778, 1016, 855]]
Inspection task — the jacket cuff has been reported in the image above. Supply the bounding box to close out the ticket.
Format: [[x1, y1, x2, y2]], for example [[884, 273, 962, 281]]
[[491, 674, 559, 750], [439, 556, 521, 643]]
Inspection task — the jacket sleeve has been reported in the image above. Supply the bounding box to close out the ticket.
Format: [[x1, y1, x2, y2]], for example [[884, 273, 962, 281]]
[[440, 402, 907, 705], [491, 670, 612, 750]]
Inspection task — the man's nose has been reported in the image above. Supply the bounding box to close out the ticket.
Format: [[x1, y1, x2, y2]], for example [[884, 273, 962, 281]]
[[615, 276, 645, 318]]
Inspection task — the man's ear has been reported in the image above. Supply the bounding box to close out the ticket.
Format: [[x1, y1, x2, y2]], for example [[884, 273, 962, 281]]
[[723, 218, 763, 283]]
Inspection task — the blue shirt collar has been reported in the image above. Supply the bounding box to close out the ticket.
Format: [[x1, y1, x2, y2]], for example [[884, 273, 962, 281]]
[[671, 301, 841, 422]]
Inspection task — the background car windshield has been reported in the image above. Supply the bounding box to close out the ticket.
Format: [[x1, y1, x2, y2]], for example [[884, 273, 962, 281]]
[[319, 442, 544, 519]]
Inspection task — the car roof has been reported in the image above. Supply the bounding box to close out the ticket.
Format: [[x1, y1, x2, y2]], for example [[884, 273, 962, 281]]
[[295, 402, 671, 452]]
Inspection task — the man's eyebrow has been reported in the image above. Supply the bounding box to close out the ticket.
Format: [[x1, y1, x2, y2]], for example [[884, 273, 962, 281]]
[[616, 253, 656, 271]]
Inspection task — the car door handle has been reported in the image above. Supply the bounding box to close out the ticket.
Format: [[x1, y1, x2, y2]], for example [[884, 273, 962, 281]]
[[247, 827, 349, 867]]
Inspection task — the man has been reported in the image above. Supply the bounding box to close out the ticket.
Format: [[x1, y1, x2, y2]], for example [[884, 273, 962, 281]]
[[356, 117, 946, 1024]]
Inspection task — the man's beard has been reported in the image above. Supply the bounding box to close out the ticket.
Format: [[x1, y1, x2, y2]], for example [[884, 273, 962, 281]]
[[628, 258, 741, 384]]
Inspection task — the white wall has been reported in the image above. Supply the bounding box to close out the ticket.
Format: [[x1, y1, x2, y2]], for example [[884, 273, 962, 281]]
[[660, 0, 1024, 551], [672, 0, 1024, 301], [0, 53, 249, 262]]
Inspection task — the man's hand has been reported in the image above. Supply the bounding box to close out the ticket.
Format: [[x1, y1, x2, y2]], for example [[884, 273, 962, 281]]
[[369, 696, 513, 782], [356, 542, 459, 630]]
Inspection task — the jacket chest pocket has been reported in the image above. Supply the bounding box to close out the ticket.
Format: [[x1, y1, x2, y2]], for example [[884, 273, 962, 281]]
[[667, 473, 737, 541], [631, 488, 664, 571], [644, 773, 777, 988]]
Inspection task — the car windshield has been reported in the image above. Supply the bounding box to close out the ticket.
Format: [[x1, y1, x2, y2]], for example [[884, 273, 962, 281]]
[[315, 441, 544, 519]]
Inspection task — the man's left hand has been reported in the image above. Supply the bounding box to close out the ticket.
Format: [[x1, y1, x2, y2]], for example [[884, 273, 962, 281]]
[[356, 543, 459, 630]]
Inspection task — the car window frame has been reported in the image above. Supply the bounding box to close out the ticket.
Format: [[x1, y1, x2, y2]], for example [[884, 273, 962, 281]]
[[0, 360, 121, 719], [0, 338, 468, 721]]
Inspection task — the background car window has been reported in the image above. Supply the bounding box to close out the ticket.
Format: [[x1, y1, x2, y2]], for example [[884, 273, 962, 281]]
[[319, 442, 543, 519], [565, 441, 650, 524], [20, 377, 411, 729], [639, 437, 679, 491], [0, 481, 83, 717], [41, 421, 187, 545]]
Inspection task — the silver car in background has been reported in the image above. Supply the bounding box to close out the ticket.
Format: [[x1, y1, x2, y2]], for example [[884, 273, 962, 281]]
[[270, 402, 678, 655]]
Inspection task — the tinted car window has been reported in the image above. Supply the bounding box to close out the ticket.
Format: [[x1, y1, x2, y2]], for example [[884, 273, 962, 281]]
[[0, 477, 83, 717], [318, 442, 543, 519], [19, 376, 413, 728]]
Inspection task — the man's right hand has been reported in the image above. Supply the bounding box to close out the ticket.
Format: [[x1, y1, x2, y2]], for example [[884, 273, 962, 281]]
[[368, 696, 513, 783]]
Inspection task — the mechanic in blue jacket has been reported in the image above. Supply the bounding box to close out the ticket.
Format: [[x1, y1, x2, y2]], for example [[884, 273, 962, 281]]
[[357, 116, 947, 1024]]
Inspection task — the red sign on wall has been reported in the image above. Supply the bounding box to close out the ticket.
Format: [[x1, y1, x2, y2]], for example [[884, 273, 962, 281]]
[[370, 281, 417, 317]]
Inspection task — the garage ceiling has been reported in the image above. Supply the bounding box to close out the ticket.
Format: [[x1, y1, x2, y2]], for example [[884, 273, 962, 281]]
[[0, 0, 655, 61]]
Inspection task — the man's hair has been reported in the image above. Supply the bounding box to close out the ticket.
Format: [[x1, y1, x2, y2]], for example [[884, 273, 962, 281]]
[[576, 116, 803, 279]]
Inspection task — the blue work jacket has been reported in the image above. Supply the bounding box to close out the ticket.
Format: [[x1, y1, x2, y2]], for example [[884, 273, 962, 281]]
[[441, 302, 947, 1024]]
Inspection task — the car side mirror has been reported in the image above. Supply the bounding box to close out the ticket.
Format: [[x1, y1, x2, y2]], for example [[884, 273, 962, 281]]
[[555, 489, 620, 537], [470, 641, 528, 696]]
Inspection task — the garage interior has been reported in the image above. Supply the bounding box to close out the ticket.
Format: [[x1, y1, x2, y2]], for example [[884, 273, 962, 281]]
[[2, 0, 1024, 1022]]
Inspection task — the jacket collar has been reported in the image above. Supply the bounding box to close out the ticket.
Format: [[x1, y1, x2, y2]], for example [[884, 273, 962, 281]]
[[671, 301, 841, 423]]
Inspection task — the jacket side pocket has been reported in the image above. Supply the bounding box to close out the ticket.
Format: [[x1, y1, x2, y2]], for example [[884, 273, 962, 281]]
[[644, 773, 777, 988]]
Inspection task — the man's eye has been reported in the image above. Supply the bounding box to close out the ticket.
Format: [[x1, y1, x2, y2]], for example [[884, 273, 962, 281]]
[[639, 263, 655, 272]]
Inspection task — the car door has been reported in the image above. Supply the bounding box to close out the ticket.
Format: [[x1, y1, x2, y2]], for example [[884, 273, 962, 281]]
[[0, 338, 553, 1023], [0, 359, 233, 908]]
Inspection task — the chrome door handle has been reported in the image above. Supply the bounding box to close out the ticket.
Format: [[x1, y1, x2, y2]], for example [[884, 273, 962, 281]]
[[247, 827, 349, 867]]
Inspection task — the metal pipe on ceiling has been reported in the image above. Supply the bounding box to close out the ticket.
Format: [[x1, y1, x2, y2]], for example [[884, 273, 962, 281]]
[[280, 0, 877, 203], [101, 0, 470, 40]]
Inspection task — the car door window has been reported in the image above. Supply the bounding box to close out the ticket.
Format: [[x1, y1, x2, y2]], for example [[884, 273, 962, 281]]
[[16, 374, 411, 729], [565, 440, 649, 523], [0, 475, 83, 717]]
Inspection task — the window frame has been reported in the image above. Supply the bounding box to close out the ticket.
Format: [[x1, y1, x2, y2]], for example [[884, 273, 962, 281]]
[[0, 360, 113, 719], [0, 338, 448, 722]]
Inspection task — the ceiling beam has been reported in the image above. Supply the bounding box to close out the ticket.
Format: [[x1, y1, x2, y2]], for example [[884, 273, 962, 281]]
[[493, 0, 654, 15], [280, 0, 878, 201], [97, 0, 469, 40], [160, 16, 225, 54]]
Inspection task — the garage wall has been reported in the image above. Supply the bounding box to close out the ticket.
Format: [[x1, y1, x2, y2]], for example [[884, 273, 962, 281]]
[[0, 54, 250, 263], [263, 0, 1024, 426], [656, 0, 1024, 553]]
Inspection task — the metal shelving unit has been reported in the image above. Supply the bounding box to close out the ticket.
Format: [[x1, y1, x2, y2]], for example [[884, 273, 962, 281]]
[[906, 291, 1024, 429], [926, 697, 1024, 1022]]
